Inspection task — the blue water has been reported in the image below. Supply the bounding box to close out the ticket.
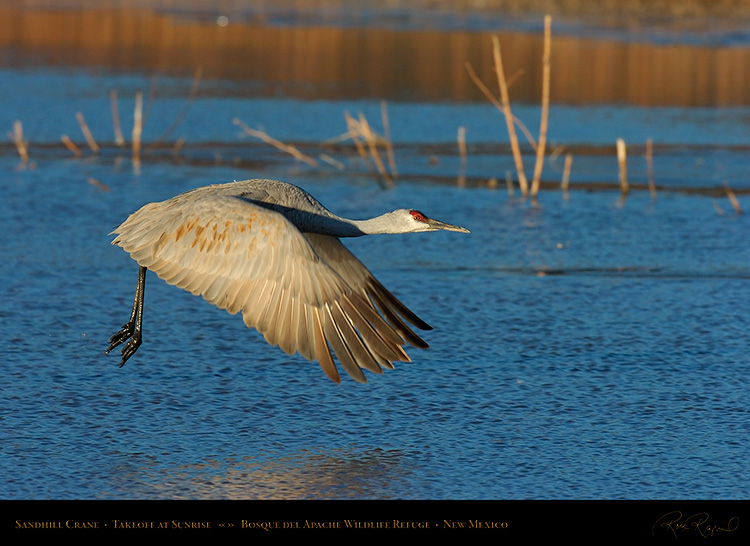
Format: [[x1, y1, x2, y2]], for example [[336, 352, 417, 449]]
[[1, 65, 749, 500]]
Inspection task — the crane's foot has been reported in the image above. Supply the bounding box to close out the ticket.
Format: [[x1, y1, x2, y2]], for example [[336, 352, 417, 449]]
[[106, 321, 142, 367], [107, 322, 133, 352]]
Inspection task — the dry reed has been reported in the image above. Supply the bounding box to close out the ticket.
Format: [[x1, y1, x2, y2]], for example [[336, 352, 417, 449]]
[[344, 111, 375, 176], [561, 153, 572, 198], [724, 183, 742, 214], [172, 137, 186, 157], [343, 111, 394, 188], [505, 170, 514, 196], [492, 35, 528, 196], [132, 91, 143, 166], [457, 126, 467, 186], [75, 112, 99, 153], [616, 138, 629, 197], [233, 118, 318, 167], [465, 62, 540, 154], [357, 112, 394, 188], [12, 121, 29, 162], [148, 67, 203, 152], [318, 153, 345, 170], [60, 135, 82, 157], [530, 15, 552, 198], [381, 101, 398, 179], [110, 90, 125, 146], [87, 177, 110, 191]]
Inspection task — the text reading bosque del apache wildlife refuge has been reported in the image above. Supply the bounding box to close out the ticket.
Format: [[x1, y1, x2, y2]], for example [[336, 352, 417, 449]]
[[15, 518, 509, 530]]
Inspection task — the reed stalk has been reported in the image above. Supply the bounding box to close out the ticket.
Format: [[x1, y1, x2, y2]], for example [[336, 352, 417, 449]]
[[172, 137, 186, 157], [381, 101, 398, 179], [75, 112, 99, 153], [110, 90, 125, 146], [61, 135, 82, 157], [492, 35, 528, 196], [457, 126, 467, 186], [725, 183, 742, 214], [148, 67, 203, 152], [465, 63, 538, 151], [12, 121, 29, 162], [561, 153, 572, 197], [616, 138, 629, 197], [530, 15, 552, 198], [357, 112, 394, 188], [318, 153, 345, 170], [344, 111, 376, 177], [132, 91, 143, 166], [233, 118, 318, 167], [87, 177, 110, 191], [505, 170, 514, 196]]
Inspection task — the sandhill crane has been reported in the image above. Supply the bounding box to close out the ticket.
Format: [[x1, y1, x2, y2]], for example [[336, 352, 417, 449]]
[[106, 178, 470, 383]]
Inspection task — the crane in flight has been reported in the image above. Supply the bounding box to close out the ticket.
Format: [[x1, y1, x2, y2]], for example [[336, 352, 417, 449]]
[[106, 179, 469, 383]]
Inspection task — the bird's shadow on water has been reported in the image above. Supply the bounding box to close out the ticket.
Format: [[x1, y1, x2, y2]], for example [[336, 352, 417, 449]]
[[102, 444, 414, 499]]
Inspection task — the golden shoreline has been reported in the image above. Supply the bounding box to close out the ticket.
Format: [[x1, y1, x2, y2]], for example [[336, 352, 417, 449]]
[[1, 2, 749, 106]]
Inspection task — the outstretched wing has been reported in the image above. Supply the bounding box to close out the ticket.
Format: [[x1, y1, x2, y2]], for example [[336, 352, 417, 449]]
[[303, 234, 432, 350], [111, 187, 425, 383]]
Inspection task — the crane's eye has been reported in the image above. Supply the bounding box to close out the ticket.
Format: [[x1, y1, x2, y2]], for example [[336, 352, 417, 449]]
[[410, 210, 427, 222]]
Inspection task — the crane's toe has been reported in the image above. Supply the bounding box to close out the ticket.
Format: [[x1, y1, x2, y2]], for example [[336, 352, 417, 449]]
[[119, 333, 142, 367], [106, 322, 134, 353], [106, 320, 142, 366]]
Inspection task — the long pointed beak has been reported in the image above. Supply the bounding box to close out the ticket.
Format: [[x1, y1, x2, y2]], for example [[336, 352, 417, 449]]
[[426, 217, 471, 233]]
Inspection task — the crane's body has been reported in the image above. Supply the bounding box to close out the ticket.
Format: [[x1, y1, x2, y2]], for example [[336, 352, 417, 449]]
[[107, 178, 469, 383]]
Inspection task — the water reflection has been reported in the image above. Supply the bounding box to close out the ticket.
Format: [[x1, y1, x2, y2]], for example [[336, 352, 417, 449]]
[[114, 448, 410, 499], [1, 4, 748, 106]]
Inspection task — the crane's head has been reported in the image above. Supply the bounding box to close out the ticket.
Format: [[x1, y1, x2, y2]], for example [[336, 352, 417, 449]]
[[390, 209, 471, 234]]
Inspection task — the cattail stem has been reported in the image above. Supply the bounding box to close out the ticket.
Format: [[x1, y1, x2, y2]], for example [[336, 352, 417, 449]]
[[12, 120, 28, 162], [110, 90, 125, 146], [561, 153, 572, 196], [233, 118, 318, 167], [132, 91, 143, 165], [531, 15, 552, 198], [358, 112, 393, 188], [61, 135, 82, 157], [344, 111, 376, 179], [492, 35, 528, 196], [457, 126, 467, 186], [725, 183, 742, 214], [617, 138, 629, 197], [76, 112, 99, 153], [505, 170, 514, 197], [148, 67, 203, 152], [381, 101, 397, 179]]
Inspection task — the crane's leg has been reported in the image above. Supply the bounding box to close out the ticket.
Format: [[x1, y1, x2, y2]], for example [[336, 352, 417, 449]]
[[106, 266, 146, 366]]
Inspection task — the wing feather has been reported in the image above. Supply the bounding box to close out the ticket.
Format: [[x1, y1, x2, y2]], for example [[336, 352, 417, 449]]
[[111, 181, 431, 382], [303, 234, 432, 346]]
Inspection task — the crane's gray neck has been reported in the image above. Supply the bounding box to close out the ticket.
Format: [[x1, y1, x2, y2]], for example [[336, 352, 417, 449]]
[[234, 195, 400, 237], [298, 212, 399, 237]]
